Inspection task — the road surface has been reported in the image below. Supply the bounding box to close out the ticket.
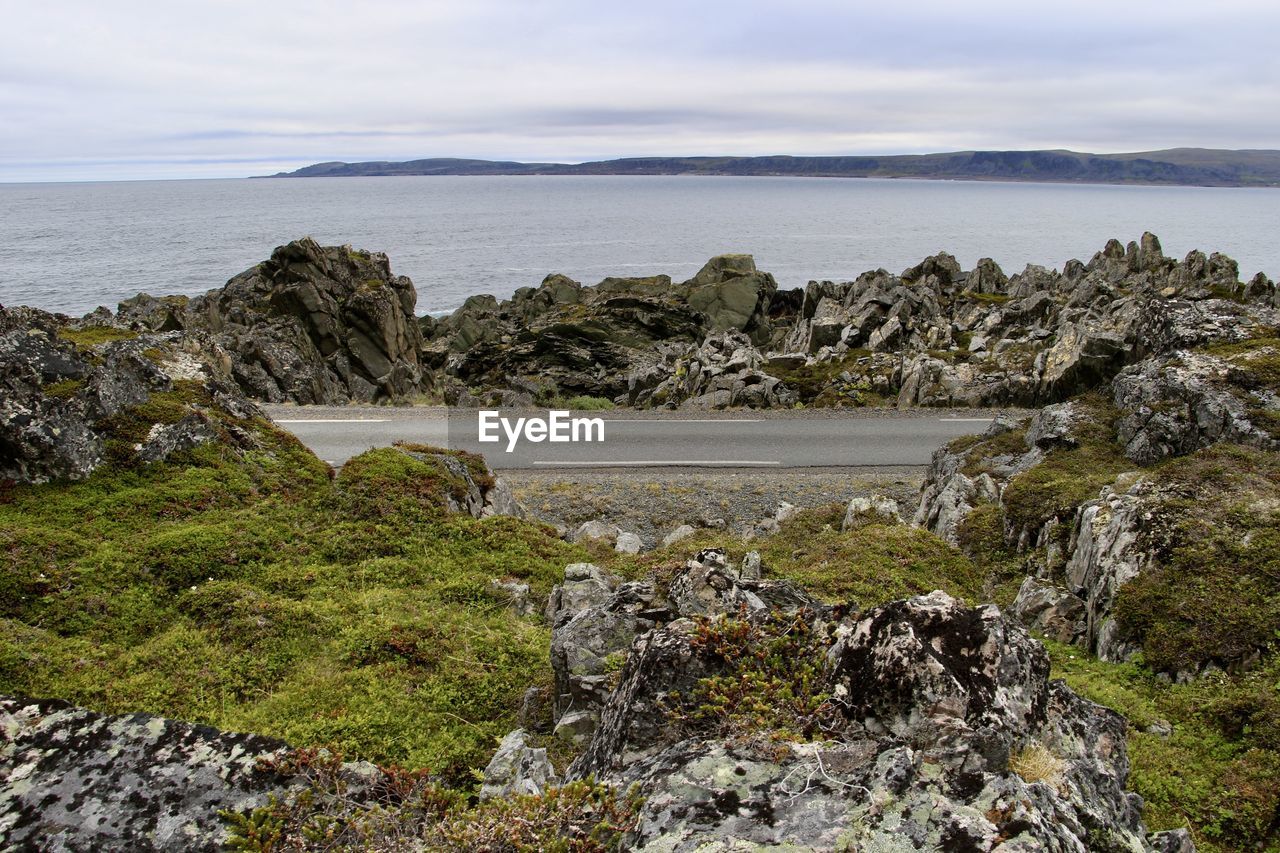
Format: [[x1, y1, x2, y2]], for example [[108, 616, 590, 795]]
[[264, 406, 1004, 469]]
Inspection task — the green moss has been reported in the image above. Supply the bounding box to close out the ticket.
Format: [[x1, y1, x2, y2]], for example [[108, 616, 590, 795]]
[[955, 502, 1026, 607], [1046, 641, 1280, 851], [57, 326, 139, 349], [548, 395, 616, 410], [42, 378, 84, 399], [0, 433, 580, 784], [959, 291, 1011, 304], [957, 425, 1029, 477], [1001, 395, 1128, 535], [1115, 445, 1280, 672], [770, 349, 892, 408], [602, 504, 982, 608]]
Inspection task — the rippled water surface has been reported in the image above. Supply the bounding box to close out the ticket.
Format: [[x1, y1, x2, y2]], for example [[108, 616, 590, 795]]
[[1, 175, 1277, 316]]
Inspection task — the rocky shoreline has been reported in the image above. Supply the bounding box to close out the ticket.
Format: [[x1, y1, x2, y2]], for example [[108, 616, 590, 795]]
[[3, 233, 1279, 850]]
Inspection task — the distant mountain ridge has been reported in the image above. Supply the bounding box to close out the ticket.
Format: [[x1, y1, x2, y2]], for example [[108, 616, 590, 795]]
[[264, 148, 1280, 187]]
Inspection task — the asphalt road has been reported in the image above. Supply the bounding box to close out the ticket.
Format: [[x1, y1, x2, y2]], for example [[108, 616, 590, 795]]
[[265, 406, 1001, 469]]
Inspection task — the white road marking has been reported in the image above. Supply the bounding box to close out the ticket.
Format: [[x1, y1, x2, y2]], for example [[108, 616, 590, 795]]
[[274, 418, 389, 423], [605, 419, 762, 423], [532, 460, 781, 466]]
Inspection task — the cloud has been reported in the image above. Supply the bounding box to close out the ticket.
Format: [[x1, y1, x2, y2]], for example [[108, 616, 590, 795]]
[[2, 0, 1278, 180]]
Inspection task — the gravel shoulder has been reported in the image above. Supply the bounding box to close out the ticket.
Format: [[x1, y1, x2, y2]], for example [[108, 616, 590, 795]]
[[504, 465, 925, 546]]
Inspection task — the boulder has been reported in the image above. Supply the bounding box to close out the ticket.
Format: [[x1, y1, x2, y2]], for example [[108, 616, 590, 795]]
[[478, 729, 557, 800], [841, 494, 901, 528], [0, 696, 377, 853], [1011, 576, 1088, 644]]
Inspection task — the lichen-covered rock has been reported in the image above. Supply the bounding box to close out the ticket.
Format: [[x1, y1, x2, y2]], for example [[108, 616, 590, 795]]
[[0, 308, 274, 485], [1012, 576, 1088, 645], [568, 592, 1171, 852], [478, 729, 558, 800], [1113, 351, 1278, 464], [0, 696, 375, 853]]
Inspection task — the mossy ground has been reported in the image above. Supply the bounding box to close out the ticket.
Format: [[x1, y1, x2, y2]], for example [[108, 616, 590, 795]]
[[0, 422, 583, 784], [56, 325, 140, 349], [1115, 444, 1280, 672], [1048, 641, 1280, 851], [596, 502, 983, 608]]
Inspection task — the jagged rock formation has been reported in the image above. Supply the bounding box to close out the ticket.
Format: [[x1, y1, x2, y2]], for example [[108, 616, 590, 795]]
[[0, 305, 274, 484], [423, 232, 1278, 411], [916, 330, 1279, 675], [0, 696, 377, 852], [425, 255, 781, 404], [545, 583, 1184, 851], [113, 238, 424, 403], [21, 232, 1271, 412]]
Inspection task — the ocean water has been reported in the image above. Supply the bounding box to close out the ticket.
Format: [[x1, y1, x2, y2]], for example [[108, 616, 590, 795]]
[[1, 175, 1277, 317]]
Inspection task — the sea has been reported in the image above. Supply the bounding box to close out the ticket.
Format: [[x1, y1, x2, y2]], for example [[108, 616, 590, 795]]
[[1, 175, 1277, 318]]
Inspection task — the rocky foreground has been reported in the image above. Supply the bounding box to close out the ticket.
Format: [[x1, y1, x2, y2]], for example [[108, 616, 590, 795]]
[[2, 234, 1279, 850]]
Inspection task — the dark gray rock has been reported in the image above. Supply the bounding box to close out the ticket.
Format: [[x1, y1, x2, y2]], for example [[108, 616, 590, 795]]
[[0, 696, 375, 853], [174, 238, 425, 404], [1113, 351, 1278, 465]]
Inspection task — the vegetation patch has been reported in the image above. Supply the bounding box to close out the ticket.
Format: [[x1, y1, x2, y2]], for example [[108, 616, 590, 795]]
[[224, 747, 641, 851], [1114, 444, 1280, 672], [548, 395, 616, 410], [41, 378, 84, 399], [1000, 395, 1129, 536], [0, 425, 582, 785], [959, 291, 1011, 305], [57, 325, 140, 349], [770, 349, 893, 407], [1047, 640, 1280, 852], [603, 504, 982, 609], [665, 609, 840, 742]]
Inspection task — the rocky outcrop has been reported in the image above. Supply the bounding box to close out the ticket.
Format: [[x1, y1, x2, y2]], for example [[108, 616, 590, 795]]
[[565, 591, 1177, 851], [629, 331, 798, 409], [543, 551, 824, 747], [914, 413, 1039, 545], [117, 238, 425, 404], [1113, 350, 1279, 464], [0, 306, 277, 484], [428, 255, 778, 403], [477, 729, 557, 800], [0, 696, 376, 852]]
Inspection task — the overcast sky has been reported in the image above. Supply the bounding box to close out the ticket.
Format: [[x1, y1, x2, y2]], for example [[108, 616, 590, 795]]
[[3, 0, 1278, 182]]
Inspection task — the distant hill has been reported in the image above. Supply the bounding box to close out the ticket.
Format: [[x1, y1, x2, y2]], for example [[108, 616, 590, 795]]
[[263, 148, 1280, 187]]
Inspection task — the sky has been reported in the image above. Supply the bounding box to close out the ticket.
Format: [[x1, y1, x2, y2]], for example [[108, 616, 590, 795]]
[[3, 0, 1278, 182]]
